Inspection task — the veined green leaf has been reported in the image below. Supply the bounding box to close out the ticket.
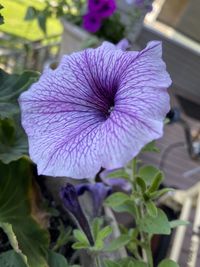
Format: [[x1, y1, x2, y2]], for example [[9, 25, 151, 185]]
[[138, 208, 171, 235], [158, 259, 180, 267], [0, 158, 49, 267], [105, 192, 130, 208], [0, 69, 39, 119]]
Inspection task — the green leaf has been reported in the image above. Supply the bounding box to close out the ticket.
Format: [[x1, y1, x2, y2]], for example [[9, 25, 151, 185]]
[[111, 200, 139, 218], [139, 165, 160, 186], [0, 158, 49, 267], [0, 223, 28, 265], [38, 12, 47, 34], [145, 200, 158, 217], [104, 260, 120, 267], [105, 192, 130, 208], [138, 208, 171, 235], [0, 118, 28, 163], [73, 229, 89, 245], [104, 235, 131, 252], [53, 223, 72, 251], [24, 6, 37, 21], [48, 251, 69, 267], [92, 218, 103, 240], [136, 176, 146, 192], [119, 258, 148, 267], [0, 250, 27, 267], [170, 220, 190, 229], [142, 141, 160, 153], [97, 225, 112, 241], [72, 242, 89, 250], [158, 259, 180, 267], [105, 168, 130, 180], [0, 13, 4, 25], [128, 261, 148, 267], [0, 69, 39, 119], [147, 171, 164, 193], [150, 188, 174, 199], [0, 4, 4, 25]]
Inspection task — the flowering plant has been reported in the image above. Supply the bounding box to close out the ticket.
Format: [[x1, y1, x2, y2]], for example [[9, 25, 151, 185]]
[[0, 37, 189, 266], [25, 0, 153, 43]]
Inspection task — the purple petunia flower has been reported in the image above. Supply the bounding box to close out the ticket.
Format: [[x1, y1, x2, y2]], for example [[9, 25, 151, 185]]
[[19, 41, 171, 179], [83, 12, 102, 33], [88, 0, 116, 18]]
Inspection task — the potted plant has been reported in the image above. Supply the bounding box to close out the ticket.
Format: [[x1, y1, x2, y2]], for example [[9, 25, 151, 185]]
[[25, 0, 154, 55]]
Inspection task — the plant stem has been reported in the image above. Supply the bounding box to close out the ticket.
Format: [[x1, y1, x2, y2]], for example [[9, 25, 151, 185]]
[[95, 256, 102, 267], [131, 157, 137, 190], [145, 236, 153, 267], [130, 157, 154, 267]]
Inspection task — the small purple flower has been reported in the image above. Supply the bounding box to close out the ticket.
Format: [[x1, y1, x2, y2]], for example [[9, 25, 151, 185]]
[[60, 184, 94, 245], [19, 41, 171, 179], [83, 12, 102, 33], [76, 182, 112, 216], [88, 0, 116, 18]]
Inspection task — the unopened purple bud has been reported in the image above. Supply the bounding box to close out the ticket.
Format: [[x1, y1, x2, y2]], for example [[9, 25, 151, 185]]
[[116, 39, 130, 51], [60, 184, 94, 245], [76, 183, 112, 216]]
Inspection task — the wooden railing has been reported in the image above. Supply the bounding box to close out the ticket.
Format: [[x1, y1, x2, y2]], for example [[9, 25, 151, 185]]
[[0, 34, 61, 73]]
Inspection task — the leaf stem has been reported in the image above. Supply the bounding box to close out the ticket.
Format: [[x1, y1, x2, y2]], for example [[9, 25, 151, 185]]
[[95, 255, 102, 267], [145, 236, 154, 267]]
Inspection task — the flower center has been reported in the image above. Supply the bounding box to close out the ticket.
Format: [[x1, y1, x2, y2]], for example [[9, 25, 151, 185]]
[[108, 106, 114, 114]]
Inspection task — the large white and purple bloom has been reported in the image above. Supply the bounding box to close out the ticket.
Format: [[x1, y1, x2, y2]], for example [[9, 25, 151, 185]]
[[19, 41, 171, 179]]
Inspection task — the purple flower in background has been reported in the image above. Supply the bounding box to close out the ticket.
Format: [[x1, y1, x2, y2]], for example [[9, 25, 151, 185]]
[[19, 41, 171, 179], [83, 0, 116, 32], [60, 184, 94, 245], [83, 12, 102, 33], [88, 0, 116, 18], [76, 182, 112, 216]]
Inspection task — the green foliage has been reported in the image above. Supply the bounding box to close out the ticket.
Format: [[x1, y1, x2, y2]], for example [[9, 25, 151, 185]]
[[0, 250, 27, 267], [158, 259, 180, 267], [0, 69, 39, 164], [48, 251, 69, 267], [169, 219, 190, 228], [0, 118, 28, 163], [24, 6, 37, 21], [53, 223, 72, 251], [145, 200, 158, 217], [0, 69, 39, 119], [138, 208, 171, 235], [138, 165, 163, 186], [118, 258, 148, 267], [0, 223, 28, 265], [141, 141, 160, 153], [105, 168, 130, 180], [104, 234, 131, 252], [72, 229, 90, 250], [110, 199, 139, 218], [0, 4, 4, 25], [0, 158, 49, 267], [104, 260, 120, 267], [97, 12, 125, 43], [1, 0, 62, 41], [105, 192, 130, 208]]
